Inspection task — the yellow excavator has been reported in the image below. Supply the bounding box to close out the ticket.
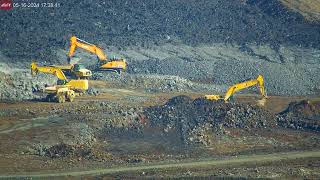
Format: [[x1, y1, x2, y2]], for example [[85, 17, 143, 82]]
[[205, 75, 267, 105], [68, 36, 127, 74], [52, 63, 92, 79], [31, 62, 89, 103]]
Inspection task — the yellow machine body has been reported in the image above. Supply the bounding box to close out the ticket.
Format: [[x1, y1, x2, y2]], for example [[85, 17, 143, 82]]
[[205, 74, 267, 102], [53, 64, 92, 79], [67, 79, 88, 91], [31, 62, 88, 103]]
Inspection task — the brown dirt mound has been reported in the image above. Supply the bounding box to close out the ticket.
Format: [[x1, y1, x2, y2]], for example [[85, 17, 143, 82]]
[[143, 95, 277, 144], [45, 143, 92, 159], [283, 100, 320, 116], [278, 100, 320, 131]]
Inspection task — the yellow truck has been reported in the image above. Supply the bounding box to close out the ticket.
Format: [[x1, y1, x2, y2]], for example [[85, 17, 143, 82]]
[[31, 62, 89, 103]]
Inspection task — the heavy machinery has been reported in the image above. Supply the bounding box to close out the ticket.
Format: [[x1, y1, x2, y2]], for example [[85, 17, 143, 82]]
[[68, 36, 127, 74], [31, 62, 89, 103], [205, 75, 267, 105], [52, 63, 92, 79]]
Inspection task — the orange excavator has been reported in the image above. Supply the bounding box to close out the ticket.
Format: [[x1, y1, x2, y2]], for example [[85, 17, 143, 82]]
[[68, 36, 127, 74]]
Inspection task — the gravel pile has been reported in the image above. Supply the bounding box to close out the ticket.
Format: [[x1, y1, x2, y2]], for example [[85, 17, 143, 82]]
[[33, 143, 92, 159], [1, 0, 319, 98], [0, 71, 56, 102], [125, 44, 320, 96], [277, 100, 320, 131], [93, 72, 225, 93], [144, 96, 277, 145]]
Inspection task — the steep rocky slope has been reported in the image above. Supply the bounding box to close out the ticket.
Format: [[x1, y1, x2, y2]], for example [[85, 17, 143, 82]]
[[0, 0, 319, 63], [280, 0, 320, 21], [0, 0, 319, 99]]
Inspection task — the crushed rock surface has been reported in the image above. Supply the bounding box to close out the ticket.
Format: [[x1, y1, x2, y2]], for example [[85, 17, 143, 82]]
[[277, 100, 320, 131], [144, 95, 278, 145]]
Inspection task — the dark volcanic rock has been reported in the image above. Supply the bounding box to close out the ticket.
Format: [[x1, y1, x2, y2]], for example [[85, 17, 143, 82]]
[[277, 100, 320, 131], [144, 95, 277, 144], [44, 143, 92, 159], [45, 143, 73, 158], [0, 0, 319, 63]]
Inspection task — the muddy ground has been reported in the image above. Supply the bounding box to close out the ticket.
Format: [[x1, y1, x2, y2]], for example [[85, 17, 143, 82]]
[[0, 81, 319, 178], [0, 0, 320, 178]]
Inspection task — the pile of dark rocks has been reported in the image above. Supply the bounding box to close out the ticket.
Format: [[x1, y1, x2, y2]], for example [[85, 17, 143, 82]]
[[144, 95, 277, 144], [277, 100, 320, 131]]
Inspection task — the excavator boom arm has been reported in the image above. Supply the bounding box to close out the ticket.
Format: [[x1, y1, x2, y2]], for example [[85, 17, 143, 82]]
[[257, 74, 266, 97], [31, 62, 67, 80], [68, 36, 107, 61], [224, 75, 266, 101]]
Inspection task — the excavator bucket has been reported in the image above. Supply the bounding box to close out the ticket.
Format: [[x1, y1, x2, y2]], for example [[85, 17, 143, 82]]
[[30, 62, 38, 76], [257, 97, 267, 107]]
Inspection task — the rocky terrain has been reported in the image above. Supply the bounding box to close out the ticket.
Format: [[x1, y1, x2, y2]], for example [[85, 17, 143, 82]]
[[1, 42, 319, 101], [1, 0, 319, 62], [278, 100, 320, 131], [0, 0, 320, 179], [281, 0, 320, 21], [144, 96, 277, 145], [0, 68, 56, 101], [120, 44, 320, 95], [0, 91, 319, 178], [144, 96, 320, 146], [0, 0, 319, 100]]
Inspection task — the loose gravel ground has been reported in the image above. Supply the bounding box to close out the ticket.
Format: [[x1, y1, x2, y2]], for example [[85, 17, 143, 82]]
[[1, 0, 319, 100]]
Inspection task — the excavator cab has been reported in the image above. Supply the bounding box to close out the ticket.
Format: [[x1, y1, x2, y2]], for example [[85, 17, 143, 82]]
[[52, 63, 92, 79], [71, 63, 92, 79], [73, 63, 83, 71]]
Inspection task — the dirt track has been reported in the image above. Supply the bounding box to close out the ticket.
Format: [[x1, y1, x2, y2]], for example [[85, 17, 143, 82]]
[[0, 88, 319, 178], [0, 0, 319, 178], [0, 150, 319, 179]]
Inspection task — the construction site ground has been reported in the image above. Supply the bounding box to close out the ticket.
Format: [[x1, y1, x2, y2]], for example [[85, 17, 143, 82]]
[[1, 0, 320, 179], [0, 80, 319, 179]]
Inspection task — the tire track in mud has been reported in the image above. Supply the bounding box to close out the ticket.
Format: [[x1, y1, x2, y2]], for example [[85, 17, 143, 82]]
[[1, 150, 319, 179], [0, 116, 64, 134]]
